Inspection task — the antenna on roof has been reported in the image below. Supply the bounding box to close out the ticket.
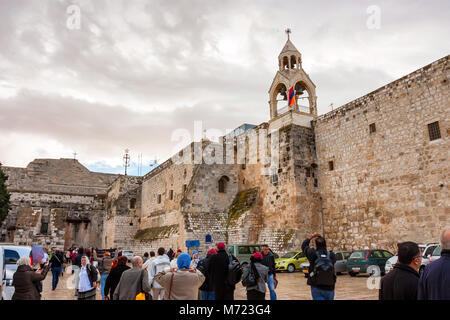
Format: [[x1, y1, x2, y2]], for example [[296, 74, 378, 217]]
[[73, 152, 77, 161], [123, 149, 130, 176]]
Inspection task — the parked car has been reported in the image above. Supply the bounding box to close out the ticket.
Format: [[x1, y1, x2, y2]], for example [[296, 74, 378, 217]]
[[275, 250, 307, 272], [385, 243, 439, 274], [122, 250, 134, 262], [0, 244, 32, 300], [226, 244, 278, 265], [299, 250, 351, 277], [347, 249, 394, 276], [429, 245, 442, 263]]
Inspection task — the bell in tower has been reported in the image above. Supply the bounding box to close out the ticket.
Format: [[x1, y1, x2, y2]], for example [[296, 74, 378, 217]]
[[268, 29, 317, 121]]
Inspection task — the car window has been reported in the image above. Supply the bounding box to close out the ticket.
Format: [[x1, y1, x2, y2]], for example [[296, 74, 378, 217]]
[[249, 246, 260, 254], [343, 252, 351, 259], [424, 246, 436, 257], [226, 246, 234, 255], [335, 252, 343, 260], [349, 251, 366, 259], [238, 246, 250, 254], [432, 246, 442, 256], [373, 251, 383, 258], [382, 251, 393, 258], [5, 249, 20, 264], [297, 252, 305, 258]]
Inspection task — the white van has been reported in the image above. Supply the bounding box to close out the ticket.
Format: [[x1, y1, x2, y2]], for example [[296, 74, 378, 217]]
[[0, 244, 32, 300]]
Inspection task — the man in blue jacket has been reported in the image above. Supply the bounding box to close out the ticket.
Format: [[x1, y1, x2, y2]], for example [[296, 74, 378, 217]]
[[418, 226, 450, 300]]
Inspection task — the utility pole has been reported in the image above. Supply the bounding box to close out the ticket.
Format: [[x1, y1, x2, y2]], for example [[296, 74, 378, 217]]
[[123, 149, 130, 176]]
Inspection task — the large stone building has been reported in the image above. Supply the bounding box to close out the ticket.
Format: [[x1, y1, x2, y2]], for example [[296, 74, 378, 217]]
[[1, 38, 448, 256]]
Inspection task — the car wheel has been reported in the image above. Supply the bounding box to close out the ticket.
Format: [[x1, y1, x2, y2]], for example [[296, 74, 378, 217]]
[[287, 264, 295, 273], [349, 272, 357, 277]]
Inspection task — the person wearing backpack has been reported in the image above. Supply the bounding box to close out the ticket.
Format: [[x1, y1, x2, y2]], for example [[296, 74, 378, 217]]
[[260, 244, 277, 300], [301, 232, 337, 300], [242, 252, 269, 300], [209, 242, 238, 300]]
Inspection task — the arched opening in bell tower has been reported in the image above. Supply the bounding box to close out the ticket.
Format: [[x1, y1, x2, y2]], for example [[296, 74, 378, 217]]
[[290, 55, 297, 69], [273, 83, 289, 115], [294, 82, 311, 114]]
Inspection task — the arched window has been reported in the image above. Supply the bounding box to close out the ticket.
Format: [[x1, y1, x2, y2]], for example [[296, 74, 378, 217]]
[[205, 234, 212, 243], [218, 176, 230, 193], [290, 55, 297, 69], [274, 83, 288, 115], [294, 82, 311, 113], [130, 198, 136, 209], [282, 56, 289, 70]]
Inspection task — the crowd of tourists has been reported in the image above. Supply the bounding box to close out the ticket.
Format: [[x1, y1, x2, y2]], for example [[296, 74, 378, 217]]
[[9, 226, 450, 300]]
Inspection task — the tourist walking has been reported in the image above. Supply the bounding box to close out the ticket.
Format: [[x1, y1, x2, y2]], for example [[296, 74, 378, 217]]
[[301, 232, 337, 300], [379, 242, 421, 300], [154, 253, 205, 300], [12, 257, 49, 300], [49, 249, 64, 290], [104, 256, 130, 300], [77, 256, 99, 300], [260, 244, 277, 300], [418, 226, 450, 300], [113, 256, 151, 300], [209, 242, 237, 300], [242, 252, 269, 300], [149, 247, 171, 300], [99, 251, 114, 300], [72, 247, 84, 296], [197, 249, 216, 300]]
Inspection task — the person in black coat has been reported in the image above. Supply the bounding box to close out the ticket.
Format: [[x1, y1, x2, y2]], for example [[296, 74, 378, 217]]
[[379, 241, 421, 300], [197, 249, 217, 300], [208, 242, 236, 300], [301, 232, 337, 300], [104, 256, 130, 300], [418, 227, 450, 300], [167, 248, 174, 261]]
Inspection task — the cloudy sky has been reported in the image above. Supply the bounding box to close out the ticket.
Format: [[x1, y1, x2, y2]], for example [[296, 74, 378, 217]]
[[0, 0, 448, 175]]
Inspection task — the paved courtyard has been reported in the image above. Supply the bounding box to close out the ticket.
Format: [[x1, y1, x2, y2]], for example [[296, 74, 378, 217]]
[[41, 265, 379, 300]]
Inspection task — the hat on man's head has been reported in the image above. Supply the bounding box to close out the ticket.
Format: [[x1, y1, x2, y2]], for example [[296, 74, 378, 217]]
[[217, 242, 226, 250]]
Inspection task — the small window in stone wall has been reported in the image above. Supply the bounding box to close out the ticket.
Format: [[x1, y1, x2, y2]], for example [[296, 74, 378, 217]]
[[328, 161, 334, 171], [205, 234, 212, 243], [40, 222, 48, 234], [130, 198, 136, 209], [428, 121, 441, 141], [314, 178, 318, 188], [271, 173, 278, 184], [218, 176, 230, 193], [169, 190, 174, 200], [305, 168, 311, 178], [157, 194, 161, 204], [369, 123, 376, 133]]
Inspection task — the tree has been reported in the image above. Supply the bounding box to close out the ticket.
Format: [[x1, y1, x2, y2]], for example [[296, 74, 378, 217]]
[[0, 162, 11, 228]]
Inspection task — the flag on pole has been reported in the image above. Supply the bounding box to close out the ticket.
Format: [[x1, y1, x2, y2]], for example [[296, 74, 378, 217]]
[[288, 86, 295, 108]]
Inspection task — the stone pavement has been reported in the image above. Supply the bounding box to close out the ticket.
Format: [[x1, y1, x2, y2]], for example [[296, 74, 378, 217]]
[[41, 265, 378, 300]]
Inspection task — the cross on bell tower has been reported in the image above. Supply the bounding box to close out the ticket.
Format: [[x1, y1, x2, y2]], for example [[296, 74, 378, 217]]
[[268, 30, 318, 120]]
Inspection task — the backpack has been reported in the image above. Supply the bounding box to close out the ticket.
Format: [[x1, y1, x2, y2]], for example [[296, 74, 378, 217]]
[[227, 255, 243, 286], [241, 262, 258, 287], [310, 250, 336, 287]]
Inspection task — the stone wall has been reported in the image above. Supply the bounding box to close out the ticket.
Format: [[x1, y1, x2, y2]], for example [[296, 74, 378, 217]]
[[315, 55, 450, 252]]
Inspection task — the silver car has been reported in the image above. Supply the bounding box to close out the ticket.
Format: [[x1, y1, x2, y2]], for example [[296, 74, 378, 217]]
[[299, 250, 351, 277], [1, 245, 32, 300], [385, 243, 438, 274]]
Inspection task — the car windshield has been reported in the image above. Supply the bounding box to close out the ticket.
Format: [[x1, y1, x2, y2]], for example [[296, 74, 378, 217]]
[[432, 246, 442, 256], [281, 251, 298, 259], [349, 251, 367, 259]]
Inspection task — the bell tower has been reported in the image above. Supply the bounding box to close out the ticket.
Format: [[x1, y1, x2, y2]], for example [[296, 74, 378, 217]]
[[268, 29, 317, 120]]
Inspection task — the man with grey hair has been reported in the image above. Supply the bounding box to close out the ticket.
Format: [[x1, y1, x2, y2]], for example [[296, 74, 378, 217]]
[[418, 226, 450, 300], [113, 256, 151, 300]]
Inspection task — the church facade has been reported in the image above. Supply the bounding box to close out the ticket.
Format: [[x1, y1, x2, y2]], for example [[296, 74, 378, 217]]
[[1, 38, 448, 256]]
